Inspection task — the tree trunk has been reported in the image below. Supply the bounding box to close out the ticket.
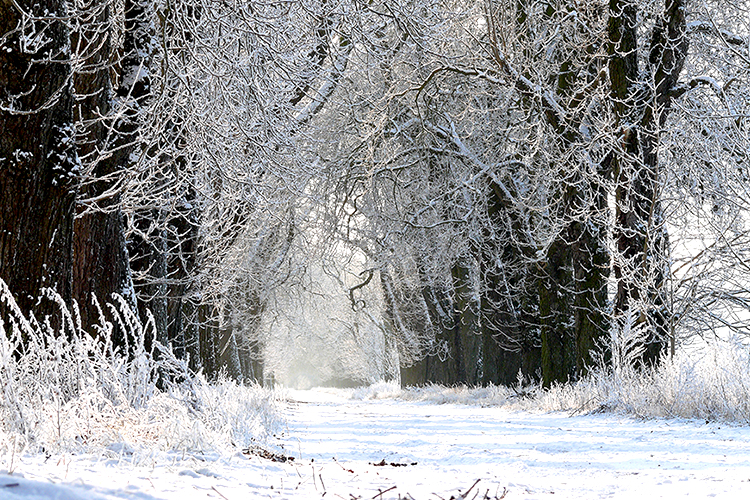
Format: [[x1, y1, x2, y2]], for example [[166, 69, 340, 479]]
[[539, 238, 577, 387], [483, 0, 611, 385], [608, 0, 686, 366], [477, 178, 542, 386], [198, 303, 218, 379], [380, 267, 424, 386], [450, 258, 482, 385], [218, 310, 243, 382], [0, 1, 78, 321], [416, 263, 460, 386], [571, 184, 611, 374], [73, 0, 153, 341], [166, 193, 200, 361]]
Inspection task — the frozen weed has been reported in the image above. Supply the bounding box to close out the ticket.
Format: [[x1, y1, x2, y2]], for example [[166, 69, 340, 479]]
[[360, 340, 750, 424], [0, 279, 281, 467]]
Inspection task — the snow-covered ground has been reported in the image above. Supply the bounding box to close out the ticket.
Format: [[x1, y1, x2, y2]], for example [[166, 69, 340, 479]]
[[4, 388, 750, 499]]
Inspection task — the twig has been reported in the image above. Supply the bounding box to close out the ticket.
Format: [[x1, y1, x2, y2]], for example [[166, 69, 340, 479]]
[[568, 398, 597, 416], [333, 457, 355, 473], [372, 485, 397, 499], [211, 486, 230, 500], [458, 480, 481, 500], [9, 436, 16, 475]]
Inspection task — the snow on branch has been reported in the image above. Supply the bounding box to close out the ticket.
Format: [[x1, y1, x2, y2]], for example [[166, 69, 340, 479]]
[[293, 38, 354, 128], [687, 21, 749, 48]]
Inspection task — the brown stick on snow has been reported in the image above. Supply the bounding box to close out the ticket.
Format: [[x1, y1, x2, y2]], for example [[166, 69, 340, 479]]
[[371, 485, 397, 499], [457, 479, 481, 500]]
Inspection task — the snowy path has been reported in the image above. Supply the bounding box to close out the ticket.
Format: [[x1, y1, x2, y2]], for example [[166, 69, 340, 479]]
[[4, 389, 750, 499], [280, 390, 750, 498]]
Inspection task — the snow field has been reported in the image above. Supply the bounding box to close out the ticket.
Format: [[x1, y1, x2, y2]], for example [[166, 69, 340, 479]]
[[278, 389, 750, 499], [4, 389, 750, 499]]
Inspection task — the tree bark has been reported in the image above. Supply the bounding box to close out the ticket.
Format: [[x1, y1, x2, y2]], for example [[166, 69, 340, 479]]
[[450, 258, 482, 385], [608, 0, 687, 366], [72, 0, 153, 340], [539, 237, 577, 387], [0, 1, 78, 321], [476, 180, 541, 386], [484, 0, 611, 385]]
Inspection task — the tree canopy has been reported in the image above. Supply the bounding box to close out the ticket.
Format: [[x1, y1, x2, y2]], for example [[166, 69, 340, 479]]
[[2, 0, 749, 387]]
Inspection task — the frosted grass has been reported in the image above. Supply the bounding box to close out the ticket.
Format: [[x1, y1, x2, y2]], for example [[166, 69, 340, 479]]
[[0, 279, 281, 467], [351, 341, 750, 424]]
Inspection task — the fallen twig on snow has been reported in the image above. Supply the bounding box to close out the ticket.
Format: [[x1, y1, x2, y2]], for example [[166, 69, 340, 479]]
[[456, 479, 481, 500], [333, 456, 355, 473], [211, 486, 230, 500], [371, 485, 397, 499]]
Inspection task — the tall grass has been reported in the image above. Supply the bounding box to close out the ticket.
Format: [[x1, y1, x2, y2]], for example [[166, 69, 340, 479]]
[[0, 279, 281, 466], [352, 340, 750, 424]]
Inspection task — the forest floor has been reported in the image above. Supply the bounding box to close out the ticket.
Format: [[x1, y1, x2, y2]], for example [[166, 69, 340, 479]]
[[3, 387, 750, 499]]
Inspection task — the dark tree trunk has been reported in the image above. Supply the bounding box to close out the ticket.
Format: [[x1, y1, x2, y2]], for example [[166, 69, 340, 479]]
[[166, 191, 200, 361], [218, 308, 242, 382], [380, 267, 422, 386], [572, 214, 611, 374], [395, 256, 483, 387], [73, 209, 132, 328], [478, 256, 542, 387], [483, 0, 611, 386], [73, 0, 153, 340], [379, 261, 450, 387], [416, 263, 460, 386], [229, 293, 266, 384], [379, 269, 413, 384], [245, 300, 267, 384], [130, 216, 169, 343], [450, 258, 482, 385], [539, 192, 610, 386], [0, 1, 78, 321], [568, 160, 611, 375], [198, 303, 218, 378], [539, 237, 577, 387], [608, 0, 686, 366], [477, 178, 542, 386]]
